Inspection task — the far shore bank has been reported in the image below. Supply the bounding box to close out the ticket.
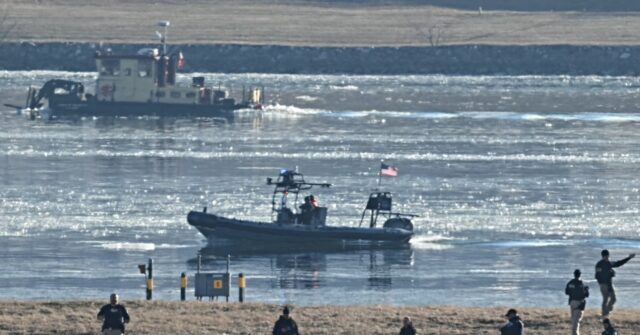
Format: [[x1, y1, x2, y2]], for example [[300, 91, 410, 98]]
[[5, 1, 640, 75], [0, 300, 638, 334], [1, 42, 640, 76]]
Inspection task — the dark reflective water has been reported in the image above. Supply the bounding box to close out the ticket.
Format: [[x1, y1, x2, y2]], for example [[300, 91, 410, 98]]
[[1, 71, 640, 307]]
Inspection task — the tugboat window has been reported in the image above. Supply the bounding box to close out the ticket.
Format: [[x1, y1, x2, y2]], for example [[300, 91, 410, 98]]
[[185, 92, 196, 98], [155, 91, 166, 97], [170, 91, 181, 98], [138, 59, 152, 77], [100, 59, 120, 76]]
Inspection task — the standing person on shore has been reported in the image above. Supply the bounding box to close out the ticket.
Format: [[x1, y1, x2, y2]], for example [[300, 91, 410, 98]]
[[602, 318, 618, 335], [97, 293, 130, 335], [565, 269, 589, 335], [499, 309, 524, 335], [595, 249, 635, 317], [272, 306, 299, 335], [399, 316, 416, 335]]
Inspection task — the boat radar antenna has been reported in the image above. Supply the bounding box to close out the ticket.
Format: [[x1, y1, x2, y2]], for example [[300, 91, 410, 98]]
[[156, 20, 170, 55]]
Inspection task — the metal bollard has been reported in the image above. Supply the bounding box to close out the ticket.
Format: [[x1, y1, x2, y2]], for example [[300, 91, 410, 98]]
[[238, 273, 245, 303], [146, 258, 153, 300], [181, 272, 187, 301]]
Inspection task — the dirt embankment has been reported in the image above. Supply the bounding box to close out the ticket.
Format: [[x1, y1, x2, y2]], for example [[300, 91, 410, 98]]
[[0, 301, 639, 334], [3, 1, 640, 75], [4, 0, 640, 46]]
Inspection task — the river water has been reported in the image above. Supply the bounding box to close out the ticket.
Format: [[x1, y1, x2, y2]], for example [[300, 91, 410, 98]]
[[1, 71, 640, 307]]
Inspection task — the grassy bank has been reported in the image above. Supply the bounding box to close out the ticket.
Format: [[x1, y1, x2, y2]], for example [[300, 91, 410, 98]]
[[0, 301, 638, 334], [4, 0, 640, 46]]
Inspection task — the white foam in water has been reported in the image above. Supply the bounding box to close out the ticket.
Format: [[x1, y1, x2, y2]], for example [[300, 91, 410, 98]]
[[3, 148, 639, 164], [328, 84, 359, 91], [262, 103, 327, 116], [253, 106, 640, 123], [588, 238, 640, 249], [482, 239, 575, 248], [96, 242, 156, 251], [462, 111, 640, 122], [0, 70, 95, 80], [295, 95, 318, 102], [468, 269, 548, 274], [410, 234, 461, 250]]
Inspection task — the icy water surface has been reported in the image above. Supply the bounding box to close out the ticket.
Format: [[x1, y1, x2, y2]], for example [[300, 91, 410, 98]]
[[1, 71, 640, 307]]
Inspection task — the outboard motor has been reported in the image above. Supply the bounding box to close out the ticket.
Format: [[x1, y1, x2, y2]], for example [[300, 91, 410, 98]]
[[383, 217, 414, 231]]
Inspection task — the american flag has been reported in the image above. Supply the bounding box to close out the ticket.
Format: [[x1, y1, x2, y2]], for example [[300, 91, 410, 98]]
[[380, 162, 398, 177], [177, 52, 185, 69]]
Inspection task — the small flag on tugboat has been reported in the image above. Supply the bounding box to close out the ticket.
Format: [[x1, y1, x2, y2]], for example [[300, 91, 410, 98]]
[[380, 162, 398, 177], [177, 52, 185, 69]]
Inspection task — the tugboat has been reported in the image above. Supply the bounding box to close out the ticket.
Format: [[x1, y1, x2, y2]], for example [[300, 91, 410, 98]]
[[187, 169, 417, 244], [4, 21, 263, 119]]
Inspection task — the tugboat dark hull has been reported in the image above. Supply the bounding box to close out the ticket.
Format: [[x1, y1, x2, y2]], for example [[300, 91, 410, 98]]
[[187, 211, 413, 244], [48, 99, 249, 118]]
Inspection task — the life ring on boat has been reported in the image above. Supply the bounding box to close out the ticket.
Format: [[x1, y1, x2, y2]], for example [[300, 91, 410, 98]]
[[100, 84, 114, 99]]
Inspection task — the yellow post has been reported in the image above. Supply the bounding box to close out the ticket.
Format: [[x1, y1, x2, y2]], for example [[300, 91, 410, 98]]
[[180, 272, 187, 301], [146, 258, 153, 300], [239, 273, 245, 303]]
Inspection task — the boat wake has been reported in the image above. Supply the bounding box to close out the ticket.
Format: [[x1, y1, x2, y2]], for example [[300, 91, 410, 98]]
[[245, 104, 640, 123], [409, 234, 461, 250]]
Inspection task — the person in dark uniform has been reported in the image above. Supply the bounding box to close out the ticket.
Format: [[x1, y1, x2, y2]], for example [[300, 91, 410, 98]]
[[299, 196, 313, 225], [565, 269, 589, 335], [272, 306, 299, 335], [595, 249, 635, 316], [399, 316, 416, 335], [499, 309, 524, 335], [602, 318, 618, 335], [97, 293, 130, 335]]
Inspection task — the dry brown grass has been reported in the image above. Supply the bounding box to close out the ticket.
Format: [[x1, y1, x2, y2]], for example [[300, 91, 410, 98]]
[[4, 0, 640, 46], [0, 300, 639, 334]]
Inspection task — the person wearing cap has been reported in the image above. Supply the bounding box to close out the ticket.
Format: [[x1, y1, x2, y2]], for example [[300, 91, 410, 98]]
[[272, 306, 299, 335], [565, 269, 589, 335], [595, 249, 635, 316], [399, 316, 416, 335], [499, 309, 524, 335], [602, 318, 618, 335], [97, 293, 130, 335]]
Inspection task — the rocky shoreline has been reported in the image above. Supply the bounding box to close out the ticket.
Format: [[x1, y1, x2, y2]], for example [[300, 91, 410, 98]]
[[1, 42, 639, 76]]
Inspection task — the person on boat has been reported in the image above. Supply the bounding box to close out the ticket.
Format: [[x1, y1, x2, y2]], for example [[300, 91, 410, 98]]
[[299, 196, 316, 225], [565, 269, 589, 335], [595, 249, 635, 316], [97, 293, 130, 335], [399, 316, 416, 335], [272, 306, 299, 335], [499, 309, 523, 335], [602, 318, 618, 335]]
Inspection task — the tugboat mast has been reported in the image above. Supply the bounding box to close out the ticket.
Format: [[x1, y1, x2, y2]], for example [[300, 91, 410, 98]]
[[157, 20, 170, 56]]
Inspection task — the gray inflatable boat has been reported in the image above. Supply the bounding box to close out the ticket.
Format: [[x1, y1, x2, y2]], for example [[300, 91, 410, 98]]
[[187, 170, 416, 244]]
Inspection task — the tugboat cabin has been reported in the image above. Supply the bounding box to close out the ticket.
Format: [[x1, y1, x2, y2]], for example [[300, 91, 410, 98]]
[[95, 49, 260, 106]]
